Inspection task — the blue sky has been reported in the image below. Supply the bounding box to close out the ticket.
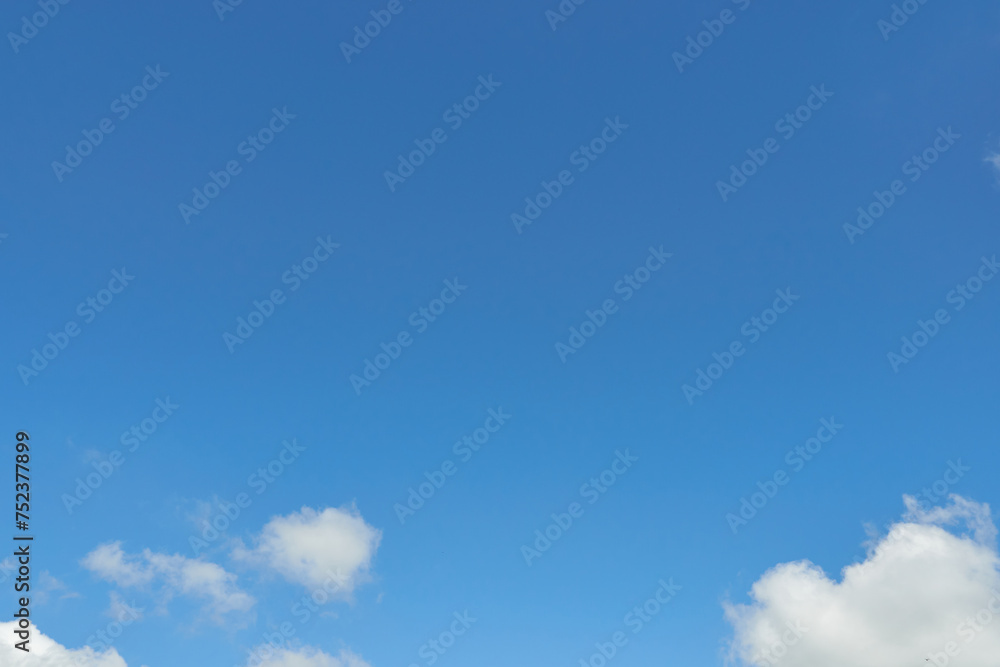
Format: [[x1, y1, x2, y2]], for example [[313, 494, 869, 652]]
[[2, 1, 1000, 666]]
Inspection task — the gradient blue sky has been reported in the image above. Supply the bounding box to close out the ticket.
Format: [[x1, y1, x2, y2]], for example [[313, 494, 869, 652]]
[[2, 0, 1000, 665]]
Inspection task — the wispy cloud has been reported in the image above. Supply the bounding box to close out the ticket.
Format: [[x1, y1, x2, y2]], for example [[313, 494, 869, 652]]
[[82, 541, 254, 625]]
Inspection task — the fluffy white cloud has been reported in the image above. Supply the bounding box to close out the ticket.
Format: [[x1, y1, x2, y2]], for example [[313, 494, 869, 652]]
[[234, 505, 381, 593], [82, 541, 254, 623], [250, 646, 371, 667], [0, 622, 127, 666], [725, 494, 1000, 666], [81, 543, 154, 588]]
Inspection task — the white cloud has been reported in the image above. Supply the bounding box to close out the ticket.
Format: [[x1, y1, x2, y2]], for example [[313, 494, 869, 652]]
[[985, 152, 1000, 182], [180, 496, 214, 525], [145, 551, 255, 616], [0, 556, 17, 583], [0, 622, 127, 666], [82, 541, 254, 624], [234, 505, 381, 593], [249, 646, 371, 667], [106, 591, 144, 622], [903, 492, 997, 545], [81, 542, 155, 588], [724, 494, 1000, 666]]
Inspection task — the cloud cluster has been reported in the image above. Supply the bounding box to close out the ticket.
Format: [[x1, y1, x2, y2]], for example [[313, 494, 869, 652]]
[[42, 504, 380, 664], [725, 494, 1000, 666], [82, 541, 255, 623], [234, 505, 382, 593]]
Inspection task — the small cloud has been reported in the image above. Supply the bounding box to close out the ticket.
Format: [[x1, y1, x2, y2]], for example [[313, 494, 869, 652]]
[[81, 543, 156, 588], [985, 150, 1000, 183], [82, 449, 104, 464], [0, 557, 16, 584], [106, 592, 144, 623], [177, 497, 216, 534], [36, 571, 80, 604], [233, 505, 381, 595]]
